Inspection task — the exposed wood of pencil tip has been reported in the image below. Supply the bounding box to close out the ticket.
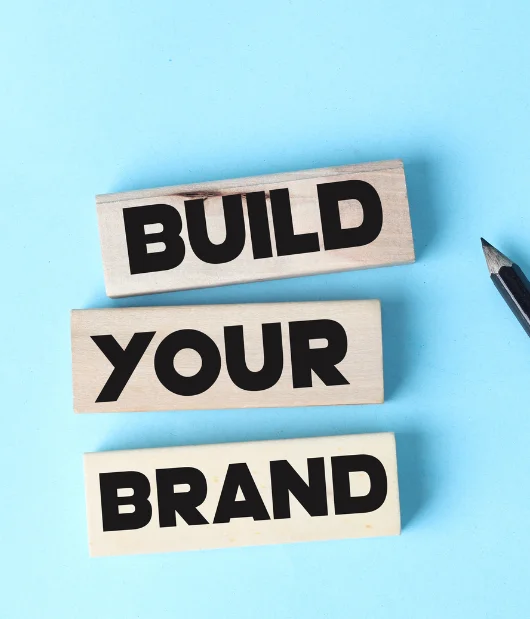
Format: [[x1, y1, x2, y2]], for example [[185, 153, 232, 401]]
[[481, 238, 513, 275]]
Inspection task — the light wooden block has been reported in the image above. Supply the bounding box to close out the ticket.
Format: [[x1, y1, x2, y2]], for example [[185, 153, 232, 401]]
[[97, 160, 414, 297], [84, 432, 400, 557], [72, 300, 383, 413]]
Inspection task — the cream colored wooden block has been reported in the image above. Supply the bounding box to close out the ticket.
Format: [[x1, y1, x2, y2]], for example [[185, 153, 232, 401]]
[[85, 432, 400, 557], [71, 300, 383, 413], [97, 160, 414, 297]]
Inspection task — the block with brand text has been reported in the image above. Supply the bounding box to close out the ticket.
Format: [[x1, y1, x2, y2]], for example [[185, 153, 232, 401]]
[[71, 300, 383, 413], [84, 433, 400, 556], [97, 160, 414, 297]]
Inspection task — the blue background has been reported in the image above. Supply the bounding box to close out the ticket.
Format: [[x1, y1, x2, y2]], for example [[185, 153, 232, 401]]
[[2, 1, 530, 617]]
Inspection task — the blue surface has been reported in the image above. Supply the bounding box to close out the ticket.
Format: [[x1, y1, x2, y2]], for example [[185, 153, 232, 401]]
[[2, 1, 530, 617]]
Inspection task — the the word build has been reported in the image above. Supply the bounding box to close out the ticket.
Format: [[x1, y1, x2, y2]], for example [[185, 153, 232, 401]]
[[96, 160, 414, 297]]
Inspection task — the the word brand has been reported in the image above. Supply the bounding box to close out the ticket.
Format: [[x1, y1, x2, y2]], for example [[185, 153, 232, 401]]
[[84, 433, 400, 556]]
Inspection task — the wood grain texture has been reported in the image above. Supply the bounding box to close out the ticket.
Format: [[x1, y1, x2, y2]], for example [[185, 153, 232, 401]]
[[84, 433, 400, 557], [71, 300, 383, 413], [97, 160, 414, 297]]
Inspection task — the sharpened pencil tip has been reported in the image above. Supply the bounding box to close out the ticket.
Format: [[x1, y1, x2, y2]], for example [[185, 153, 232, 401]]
[[481, 238, 512, 274]]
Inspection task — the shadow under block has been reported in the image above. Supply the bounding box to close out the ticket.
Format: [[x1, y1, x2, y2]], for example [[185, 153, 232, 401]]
[[97, 160, 415, 297], [71, 300, 383, 413], [84, 433, 400, 557]]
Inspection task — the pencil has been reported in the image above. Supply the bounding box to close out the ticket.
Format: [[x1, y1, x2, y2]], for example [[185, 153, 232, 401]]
[[481, 238, 530, 336]]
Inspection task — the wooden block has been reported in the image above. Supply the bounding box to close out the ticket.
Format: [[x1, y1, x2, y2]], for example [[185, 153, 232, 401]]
[[72, 300, 383, 413], [97, 160, 414, 297], [84, 432, 400, 557]]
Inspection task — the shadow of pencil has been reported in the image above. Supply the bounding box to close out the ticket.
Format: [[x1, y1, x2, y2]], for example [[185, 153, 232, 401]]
[[503, 239, 530, 276]]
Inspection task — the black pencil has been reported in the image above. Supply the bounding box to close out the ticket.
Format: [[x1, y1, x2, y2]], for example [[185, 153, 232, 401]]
[[481, 238, 530, 336]]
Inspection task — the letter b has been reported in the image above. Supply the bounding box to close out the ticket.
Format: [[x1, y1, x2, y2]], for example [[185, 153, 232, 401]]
[[123, 204, 185, 274], [99, 471, 152, 531]]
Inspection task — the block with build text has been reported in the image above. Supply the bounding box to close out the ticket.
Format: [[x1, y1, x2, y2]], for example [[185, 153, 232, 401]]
[[97, 160, 414, 297]]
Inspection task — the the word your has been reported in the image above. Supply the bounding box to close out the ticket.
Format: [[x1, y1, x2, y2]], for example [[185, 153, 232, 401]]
[[92, 319, 349, 402]]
